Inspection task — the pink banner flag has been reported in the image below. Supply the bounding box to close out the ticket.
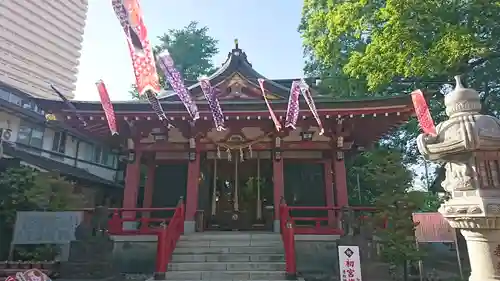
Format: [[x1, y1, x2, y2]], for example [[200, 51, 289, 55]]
[[411, 90, 437, 136], [285, 81, 301, 129], [412, 212, 455, 243], [299, 79, 324, 135], [96, 80, 118, 135], [199, 78, 225, 131], [257, 79, 281, 132]]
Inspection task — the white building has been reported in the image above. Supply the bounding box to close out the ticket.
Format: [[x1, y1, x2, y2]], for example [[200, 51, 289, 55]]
[[0, 0, 88, 99], [0, 82, 123, 206]]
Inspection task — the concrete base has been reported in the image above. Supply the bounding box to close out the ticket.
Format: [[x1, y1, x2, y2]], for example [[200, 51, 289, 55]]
[[273, 220, 280, 233], [184, 220, 195, 234], [153, 272, 166, 280], [123, 221, 138, 230]]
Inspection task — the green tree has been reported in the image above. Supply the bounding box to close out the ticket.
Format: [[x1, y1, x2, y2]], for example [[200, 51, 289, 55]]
[[0, 167, 85, 259], [347, 147, 413, 206], [130, 21, 219, 99], [299, 0, 500, 165], [300, 0, 500, 90], [297, 1, 477, 275]]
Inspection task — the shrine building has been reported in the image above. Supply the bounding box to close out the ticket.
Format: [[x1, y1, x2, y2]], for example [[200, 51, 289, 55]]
[[35, 44, 416, 233]]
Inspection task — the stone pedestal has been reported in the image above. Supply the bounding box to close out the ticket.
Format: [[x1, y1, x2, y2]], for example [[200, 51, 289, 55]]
[[60, 222, 120, 280], [461, 229, 500, 281], [60, 237, 119, 279]]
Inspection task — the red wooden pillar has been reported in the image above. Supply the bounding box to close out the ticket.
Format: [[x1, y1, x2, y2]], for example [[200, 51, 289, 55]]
[[273, 157, 284, 232], [123, 150, 142, 222], [333, 151, 348, 207], [323, 161, 335, 226], [185, 151, 200, 233], [142, 161, 156, 217]]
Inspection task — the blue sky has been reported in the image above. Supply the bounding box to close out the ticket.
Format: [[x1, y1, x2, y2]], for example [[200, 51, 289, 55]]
[[74, 0, 306, 101]]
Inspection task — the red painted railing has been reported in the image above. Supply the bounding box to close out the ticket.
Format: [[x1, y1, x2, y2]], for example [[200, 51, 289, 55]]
[[278, 199, 384, 277], [279, 199, 297, 278], [154, 199, 185, 280], [106, 207, 179, 235], [286, 205, 381, 235]]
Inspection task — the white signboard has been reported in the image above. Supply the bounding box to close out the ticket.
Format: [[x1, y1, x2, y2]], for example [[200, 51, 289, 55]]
[[338, 246, 362, 281], [12, 211, 83, 245]]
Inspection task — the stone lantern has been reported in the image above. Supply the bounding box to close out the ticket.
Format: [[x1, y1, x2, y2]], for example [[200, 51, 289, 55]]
[[417, 76, 500, 281]]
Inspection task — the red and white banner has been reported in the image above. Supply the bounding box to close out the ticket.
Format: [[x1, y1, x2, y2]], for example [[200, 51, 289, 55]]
[[95, 80, 118, 135], [411, 90, 436, 136], [412, 212, 455, 243], [112, 0, 161, 97], [258, 79, 281, 132]]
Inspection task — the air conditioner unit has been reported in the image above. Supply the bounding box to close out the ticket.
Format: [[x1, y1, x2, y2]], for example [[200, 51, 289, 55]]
[[1, 128, 12, 142]]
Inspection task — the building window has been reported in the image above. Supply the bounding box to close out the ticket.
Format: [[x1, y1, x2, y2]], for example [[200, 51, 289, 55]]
[[9, 94, 22, 106], [17, 121, 44, 150], [94, 147, 115, 167], [52, 131, 67, 154], [0, 89, 10, 101], [92, 146, 103, 163]]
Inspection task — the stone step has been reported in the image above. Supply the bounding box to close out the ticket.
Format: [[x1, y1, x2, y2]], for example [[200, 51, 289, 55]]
[[174, 246, 284, 254], [164, 270, 286, 280], [179, 233, 280, 242], [168, 262, 285, 271], [148, 279, 291, 281], [176, 239, 282, 248], [171, 253, 285, 262]]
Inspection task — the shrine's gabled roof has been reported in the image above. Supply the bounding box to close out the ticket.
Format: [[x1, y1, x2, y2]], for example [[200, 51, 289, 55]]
[[159, 39, 314, 101]]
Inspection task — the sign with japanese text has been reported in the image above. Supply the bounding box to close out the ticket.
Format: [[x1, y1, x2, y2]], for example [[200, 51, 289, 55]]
[[338, 246, 362, 281]]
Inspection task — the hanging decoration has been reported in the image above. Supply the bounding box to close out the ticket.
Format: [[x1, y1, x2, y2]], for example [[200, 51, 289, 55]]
[[285, 81, 301, 129], [157, 50, 200, 122], [95, 80, 119, 135], [284, 80, 324, 135], [145, 90, 172, 128], [199, 77, 225, 131], [411, 89, 436, 136], [111, 0, 172, 128], [257, 79, 281, 132], [50, 85, 87, 127], [299, 79, 324, 135], [210, 133, 270, 162]]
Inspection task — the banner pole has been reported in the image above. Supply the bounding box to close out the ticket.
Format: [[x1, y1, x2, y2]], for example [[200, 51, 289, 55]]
[[416, 240, 424, 281], [453, 229, 464, 279]]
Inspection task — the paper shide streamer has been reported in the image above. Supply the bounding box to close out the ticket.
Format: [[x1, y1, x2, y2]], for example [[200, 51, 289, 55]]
[[285, 80, 324, 135], [157, 50, 200, 122], [199, 77, 225, 131], [95, 80, 119, 135], [111, 0, 172, 128], [257, 79, 281, 132]]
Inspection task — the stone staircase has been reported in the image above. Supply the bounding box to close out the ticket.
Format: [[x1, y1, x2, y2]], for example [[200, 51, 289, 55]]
[[166, 232, 288, 280]]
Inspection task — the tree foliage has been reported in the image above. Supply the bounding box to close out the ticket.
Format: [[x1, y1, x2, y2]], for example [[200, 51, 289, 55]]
[[130, 21, 219, 99], [0, 167, 86, 259], [347, 147, 413, 206], [300, 0, 500, 90], [299, 0, 500, 167], [297, 0, 486, 272]]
